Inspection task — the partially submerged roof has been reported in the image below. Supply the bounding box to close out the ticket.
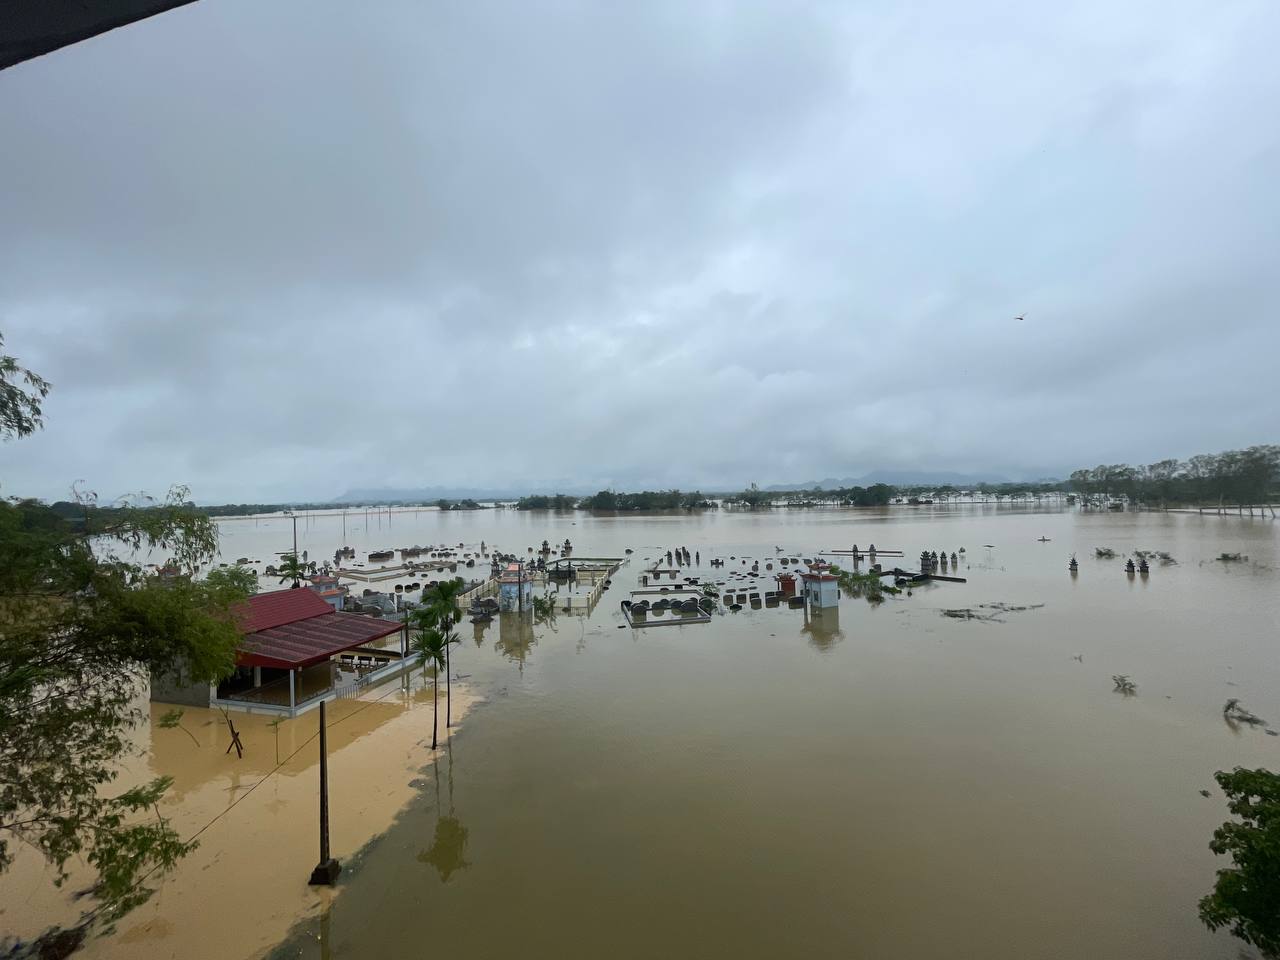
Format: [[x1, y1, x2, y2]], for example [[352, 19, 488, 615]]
[[234, 589, 403, 670]]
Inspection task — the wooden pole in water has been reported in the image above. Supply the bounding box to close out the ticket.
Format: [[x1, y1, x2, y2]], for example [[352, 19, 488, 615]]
[[308, 700, 342, 885]]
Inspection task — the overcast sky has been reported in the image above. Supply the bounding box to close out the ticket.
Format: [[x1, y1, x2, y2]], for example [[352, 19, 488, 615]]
[[2, 0, 1278, 502]]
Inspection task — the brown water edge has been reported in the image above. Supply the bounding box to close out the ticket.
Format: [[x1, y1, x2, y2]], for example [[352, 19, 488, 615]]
[[0, 670, 478, 959]]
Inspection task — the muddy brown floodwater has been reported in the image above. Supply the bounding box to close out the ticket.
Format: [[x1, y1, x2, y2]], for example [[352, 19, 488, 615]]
[[5, 504, 1278, 959]]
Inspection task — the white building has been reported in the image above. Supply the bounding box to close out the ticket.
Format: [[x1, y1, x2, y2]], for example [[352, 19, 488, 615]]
[[800, 561, 840, 609]]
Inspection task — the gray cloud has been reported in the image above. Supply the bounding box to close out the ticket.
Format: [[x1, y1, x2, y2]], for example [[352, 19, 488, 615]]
[[2, 0, 1277, 501]]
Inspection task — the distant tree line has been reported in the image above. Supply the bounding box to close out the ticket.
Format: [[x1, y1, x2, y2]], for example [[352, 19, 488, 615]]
[[435, 498, 481, 510], [579, 489, 716, 511], [725, 480, 1066, 508], [1068, 445, 1279, 507], [769, 483, 896, 507], [515, 490, 716, 511]]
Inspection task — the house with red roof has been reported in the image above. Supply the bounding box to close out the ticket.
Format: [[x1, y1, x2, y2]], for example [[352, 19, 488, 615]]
[[151, 588, 409, 716]]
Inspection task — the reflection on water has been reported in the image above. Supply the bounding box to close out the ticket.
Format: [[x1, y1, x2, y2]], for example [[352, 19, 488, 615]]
[[239, 505, 1278, 960], [418, 745, 470, 883], [801, 605, 843, 650], [494, 611, 538, 668]]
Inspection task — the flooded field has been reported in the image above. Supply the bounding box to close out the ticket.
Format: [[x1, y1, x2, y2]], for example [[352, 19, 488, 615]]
[[13, 504, 1280, 959]]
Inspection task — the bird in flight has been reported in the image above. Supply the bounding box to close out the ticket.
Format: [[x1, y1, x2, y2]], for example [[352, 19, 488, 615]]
[[1014, 313, 1026, 322]]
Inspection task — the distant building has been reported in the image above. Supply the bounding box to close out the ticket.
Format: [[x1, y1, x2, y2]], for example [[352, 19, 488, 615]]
[[498, 562, 533, 612], [307, 573, 347, 610], [799, 561, 839, 609]]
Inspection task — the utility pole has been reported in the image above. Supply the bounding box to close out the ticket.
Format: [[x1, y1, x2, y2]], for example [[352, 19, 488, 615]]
[[308, 700, 341, 885]]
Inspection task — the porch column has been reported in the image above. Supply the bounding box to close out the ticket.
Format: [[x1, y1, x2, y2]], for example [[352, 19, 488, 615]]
[[253, 666, 261, 686], [289, 669, 296, 711]]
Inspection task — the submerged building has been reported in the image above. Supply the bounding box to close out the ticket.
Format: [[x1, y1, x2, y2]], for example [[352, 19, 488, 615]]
[[498, 561, 534, 612], [799, 561, 840, 609], [151, 589, 409, 717]]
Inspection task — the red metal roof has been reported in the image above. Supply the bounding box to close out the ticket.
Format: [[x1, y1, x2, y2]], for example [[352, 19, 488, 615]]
[[232, 589, 403, 670], [238, 611, 405, 670], [234, 588, 332, 633]]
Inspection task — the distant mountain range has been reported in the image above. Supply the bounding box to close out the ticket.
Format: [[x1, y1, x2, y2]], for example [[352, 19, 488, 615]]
[[333, 485, 597, 503], [762, 471, 1011, 492], [332, 471, 1021, 503]]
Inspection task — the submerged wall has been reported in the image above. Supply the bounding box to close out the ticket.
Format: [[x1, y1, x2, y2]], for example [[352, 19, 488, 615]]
[[150, 664, 214, 708]]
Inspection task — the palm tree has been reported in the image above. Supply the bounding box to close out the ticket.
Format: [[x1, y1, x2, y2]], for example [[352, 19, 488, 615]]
[[412, 617, 447, 750], [277, 552, 307, 588], [422, 580, 465, 727]]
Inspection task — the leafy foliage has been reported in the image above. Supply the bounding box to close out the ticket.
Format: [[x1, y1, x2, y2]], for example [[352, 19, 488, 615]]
[[578, 489, 715, 510], [1, 339, 250, 936], [0, 490, 248, 929], [410, 583, 463, 750], [1069, 446, 1280, 506], [205, 564, 259, 596], [531, 594, 558, 622], [829, 564, 885, 603], [1199, 768, 1280, 957], [726, 483, 770, 508], [435, 498, 481, 510], [515, 493, 578, 510], [0, 332, 51, 440], [275, 552, 308, 587]]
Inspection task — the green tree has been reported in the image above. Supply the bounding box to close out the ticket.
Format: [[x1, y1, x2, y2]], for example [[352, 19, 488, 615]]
[[275, 552, 307, 588], [419, 580, 464, 728], [1, 340, 249, 949], [1199, 767, 1280, 957], [411, 620, 448, 750], [0, 332, 50, 440], [731, 482, 770, 508], [0, 493, 249, 934], [205, 564, 259, 596]]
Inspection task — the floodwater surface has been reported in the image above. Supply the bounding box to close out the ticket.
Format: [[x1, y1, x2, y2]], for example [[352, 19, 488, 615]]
[[256, 505, 1279, 960], [13, 505, 1277, 959]]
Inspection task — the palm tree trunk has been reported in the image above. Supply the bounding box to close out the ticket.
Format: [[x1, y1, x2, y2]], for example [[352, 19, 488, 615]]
[[431, 672, 438, 750], [445, 640, 452, 728]]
